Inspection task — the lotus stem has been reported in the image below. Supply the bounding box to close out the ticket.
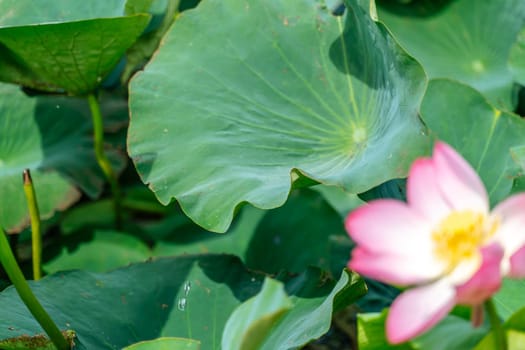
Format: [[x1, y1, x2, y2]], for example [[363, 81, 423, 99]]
[[0, 227, 69, 349], [87, 93, 122, 228], [485, 298, 507, 350], [22, 169, 42, 281]]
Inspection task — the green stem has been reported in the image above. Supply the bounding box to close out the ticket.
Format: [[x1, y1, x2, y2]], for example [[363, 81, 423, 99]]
[[485, 298, 507, 350], [0, 228, 69, 349], [87, 93, 122, 229], [23, 169, 42, 281]]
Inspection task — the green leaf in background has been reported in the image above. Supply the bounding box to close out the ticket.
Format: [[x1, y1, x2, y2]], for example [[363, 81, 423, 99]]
[[358, 178, 406, 202], [151, 205, 265, 257], [505, 308, 525, 345], [245, 189, 351, 277], [121, 0, 181, 84], [222, 278, 293, 350], [59, 200, 116, 235], [152, 189, 352, 277], [509, 27, 525, 87], [178, 0, 200, 12], [420, 79, 525, 206], [357, 310, 487, 350], [474, 306, 525, 349], [356, 278, 399, 313], [312, 184, 365, 219], [0, 83, 124, 232], [56, 185, 170, 237], [493, 278, 525, 320], [124, 337, 201, 350], [411, 314, 488, 350], [475, 330, 525, 350], [511, 145, 525, 172], [357, 311, 414, 350], [43, 230, 151, 274], [377, 0, 525, 110], [0, 255, 363, 349], [0, 1, 150, 94], [128, 0, 429, 232]]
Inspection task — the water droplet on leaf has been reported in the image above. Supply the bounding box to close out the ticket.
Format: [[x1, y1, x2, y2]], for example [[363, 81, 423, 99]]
[[177, 298, 187, 311], [183, 281, 191, 296]]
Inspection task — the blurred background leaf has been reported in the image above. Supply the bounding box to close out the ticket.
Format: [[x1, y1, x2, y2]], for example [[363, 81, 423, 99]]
[[421, 79, 525, 206], [378, 0, 525, 110], [0, 83, 125, 232]]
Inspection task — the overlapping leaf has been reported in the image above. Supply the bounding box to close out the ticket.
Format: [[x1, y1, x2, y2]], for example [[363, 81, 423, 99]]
[[0, 83, 123, 232], [378, 0, 525, 110], [222, 278, 292, 350], [0, 0, 150, 94], [128, 0, 429, 232], [223, 270, 365, 349]]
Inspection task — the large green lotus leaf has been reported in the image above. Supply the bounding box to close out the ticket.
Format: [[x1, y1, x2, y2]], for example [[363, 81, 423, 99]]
[[128, 0, 429, 232], [0, 0, 150, 95], [420, 79, 525, 205], [0, 83, 124, 232], [378, 0, 525, 110], [0, 255, 364, 349], [509, 27, 525, 86]]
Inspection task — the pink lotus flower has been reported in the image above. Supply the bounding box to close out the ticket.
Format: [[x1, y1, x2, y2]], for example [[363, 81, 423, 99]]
[[346, 142, 525, 344]]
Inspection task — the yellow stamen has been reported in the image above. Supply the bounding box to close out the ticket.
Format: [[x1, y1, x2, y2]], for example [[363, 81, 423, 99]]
[[432, 211, 499, 270]]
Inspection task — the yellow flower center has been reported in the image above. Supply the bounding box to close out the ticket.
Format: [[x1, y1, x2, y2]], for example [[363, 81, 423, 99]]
[[432, 211, 499, 270]]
